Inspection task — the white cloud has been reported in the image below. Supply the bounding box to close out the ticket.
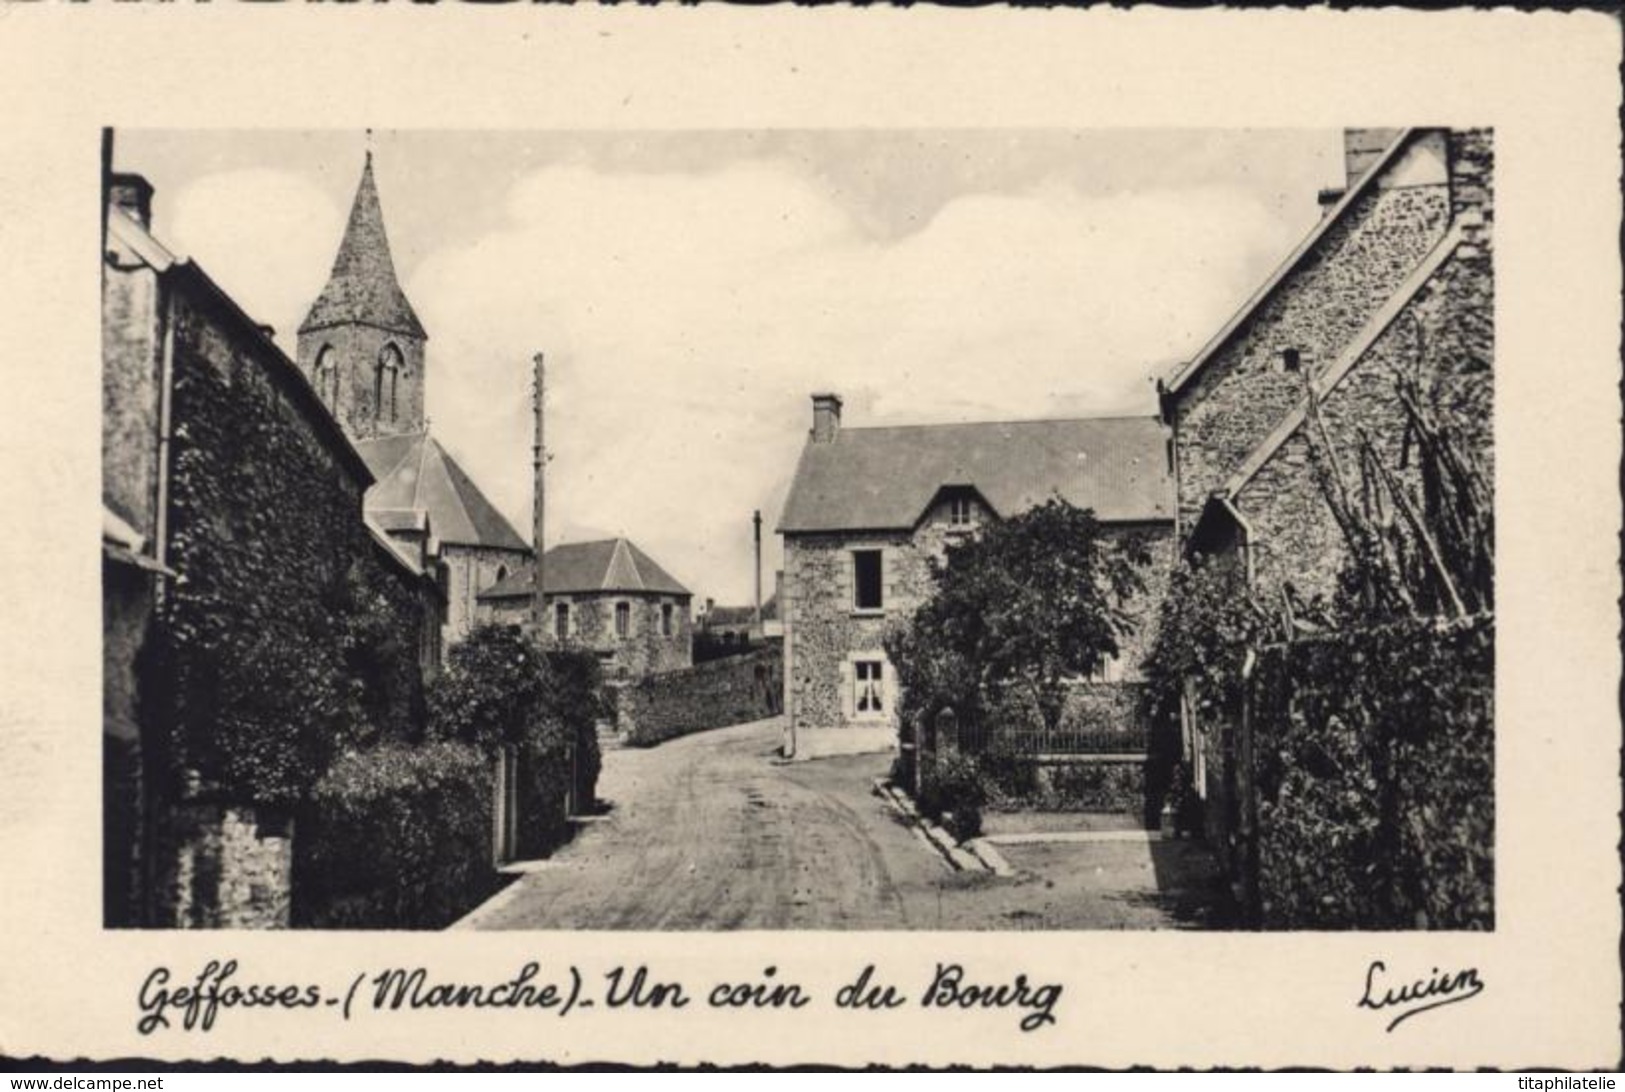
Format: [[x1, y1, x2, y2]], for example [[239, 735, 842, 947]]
[[411, 157, 1300, 604], [158, 147, 1313, 606], [168, 169, 341, 351]]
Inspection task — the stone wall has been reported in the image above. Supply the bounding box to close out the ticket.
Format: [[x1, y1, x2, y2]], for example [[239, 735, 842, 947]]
[[783, 529, 916, 733], [296, 323, 427, 442], [617, 647, 784, 747], [101, 251, 164, 542], [103, 560, 152, 927], [443, 543, 530, 648], [154, 805, 293, 929], [1171, 133, 1452, 529], [1233, 133, 1493, 606]]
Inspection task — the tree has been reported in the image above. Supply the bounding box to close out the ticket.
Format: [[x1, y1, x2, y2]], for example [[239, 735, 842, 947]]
[[887, 498, 1149, 739]]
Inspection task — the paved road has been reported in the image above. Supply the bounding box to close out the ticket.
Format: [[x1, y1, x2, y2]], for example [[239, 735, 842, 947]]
[[459, 716, 1228, 931]]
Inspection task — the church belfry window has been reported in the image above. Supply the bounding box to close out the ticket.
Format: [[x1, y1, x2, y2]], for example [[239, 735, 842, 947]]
[[314, 345, 339, 410], [377, 344, 403, 422]]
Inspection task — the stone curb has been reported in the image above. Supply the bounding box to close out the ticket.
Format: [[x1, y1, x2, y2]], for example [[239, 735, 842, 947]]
[[982, 829, 1165, 846], [964, 838, 1015, 876], [870, 778, 989, 875]]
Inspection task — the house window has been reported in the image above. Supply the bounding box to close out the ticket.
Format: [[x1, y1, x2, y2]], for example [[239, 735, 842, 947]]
[[854, 660, 885, 717], [1282, 347, 1302, 373], [554, 602, 570, 640], [615, 601, 631, 638], [1088, 652, 1123, 684], [949, 496, 974, 526], [495, 565, 508, 584], [661, 602, 674, 637], [852, 550, 883, 612]]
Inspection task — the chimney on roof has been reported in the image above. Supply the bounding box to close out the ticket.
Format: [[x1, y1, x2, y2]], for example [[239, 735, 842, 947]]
[[109, 172, 154, 229], [1343, 128, 1404, 190], [810, 392, 843, 444]]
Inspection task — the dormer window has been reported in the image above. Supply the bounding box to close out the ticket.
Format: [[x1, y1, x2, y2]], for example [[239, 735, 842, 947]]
[[949, 495, 974, 526]]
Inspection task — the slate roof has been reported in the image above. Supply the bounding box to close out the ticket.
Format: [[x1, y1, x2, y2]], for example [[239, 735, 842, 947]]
[[354, 431, 529, 551], [477, 538, 691, 600], [777, 415, 1174, 534], [299, 156, 427, 340]]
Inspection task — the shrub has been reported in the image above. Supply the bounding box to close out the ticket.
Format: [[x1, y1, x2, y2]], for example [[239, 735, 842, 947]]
[[1249, 615, 1493, 929], [919, 750, 987, 843], [294, 741, 499, 929], [884, 499, 1148, 743], [428, 625, 603, 854]]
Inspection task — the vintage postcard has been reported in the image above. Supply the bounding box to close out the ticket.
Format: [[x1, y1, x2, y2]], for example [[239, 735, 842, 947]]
[[0, 5, 1620, 1070]]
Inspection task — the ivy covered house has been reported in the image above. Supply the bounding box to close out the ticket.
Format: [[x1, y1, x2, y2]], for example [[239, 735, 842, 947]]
[[776, 394, 1175, 758], [1152, 128, 1495, 926], [101, 172, 445, 928]]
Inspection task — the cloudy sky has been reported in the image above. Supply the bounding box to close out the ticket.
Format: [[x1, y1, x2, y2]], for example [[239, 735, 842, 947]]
[[115, 128, 1346, 606]]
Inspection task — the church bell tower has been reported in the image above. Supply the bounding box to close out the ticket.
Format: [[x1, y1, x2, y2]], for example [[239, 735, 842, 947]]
[[298, 150, 428, 441]]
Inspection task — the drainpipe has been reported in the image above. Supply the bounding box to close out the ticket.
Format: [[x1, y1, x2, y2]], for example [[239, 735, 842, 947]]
[[153, 287, 177, 605]]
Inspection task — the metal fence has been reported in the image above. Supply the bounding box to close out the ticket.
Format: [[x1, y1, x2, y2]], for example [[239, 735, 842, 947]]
[[955, 681, 1150, 756]]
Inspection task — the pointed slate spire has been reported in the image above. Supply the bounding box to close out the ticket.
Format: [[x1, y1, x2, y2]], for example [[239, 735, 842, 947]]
[[299, 154, 427, 339]]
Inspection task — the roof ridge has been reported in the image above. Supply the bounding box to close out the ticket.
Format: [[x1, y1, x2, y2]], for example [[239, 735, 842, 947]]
[[615, 537, 647, 591], [839, 413, 1164, 433], [1162, 127, 1422, 399]]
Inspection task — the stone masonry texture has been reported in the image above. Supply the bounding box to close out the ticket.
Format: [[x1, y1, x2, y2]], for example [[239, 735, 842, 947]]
[[618, 647, 784, 746], [1225, 130, 1493, 606], [1171, 144, 1451, 531], [483, 590, 694, 678]]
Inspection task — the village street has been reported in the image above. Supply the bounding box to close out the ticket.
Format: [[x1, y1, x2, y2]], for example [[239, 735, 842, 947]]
[[457, 718, 1230, 931]]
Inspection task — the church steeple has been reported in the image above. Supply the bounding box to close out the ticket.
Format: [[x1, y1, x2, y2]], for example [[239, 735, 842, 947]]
[[299, 150, 429, 441]]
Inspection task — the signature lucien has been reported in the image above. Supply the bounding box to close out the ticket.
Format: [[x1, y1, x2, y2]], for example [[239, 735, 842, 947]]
[[1357, 960, 1485, 1032]]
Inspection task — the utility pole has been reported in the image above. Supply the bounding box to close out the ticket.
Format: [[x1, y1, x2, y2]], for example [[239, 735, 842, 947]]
[[531, 353, 546, 646], [752, 509, 763, 639]]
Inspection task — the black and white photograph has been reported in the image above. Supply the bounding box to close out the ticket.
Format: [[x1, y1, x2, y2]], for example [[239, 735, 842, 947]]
[[102, 126, 1494, 934], [2, 7, 1619, 1071]]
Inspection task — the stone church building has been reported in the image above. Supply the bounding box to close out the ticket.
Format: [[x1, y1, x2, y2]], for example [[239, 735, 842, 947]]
[[296, 154, 532, 649]]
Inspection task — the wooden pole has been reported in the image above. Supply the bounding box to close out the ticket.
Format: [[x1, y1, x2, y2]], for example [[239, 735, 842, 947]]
[[532, 353, 546, 644]]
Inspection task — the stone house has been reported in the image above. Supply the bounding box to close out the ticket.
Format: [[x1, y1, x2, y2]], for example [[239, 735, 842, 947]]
[[296, 155, 531, 652], [776, 394, 1175, 757], [1156, 128, 1493, 837], [476, 537, 694, 678], [1159, 128, 1493, 606], [101, 172, 444, 927]]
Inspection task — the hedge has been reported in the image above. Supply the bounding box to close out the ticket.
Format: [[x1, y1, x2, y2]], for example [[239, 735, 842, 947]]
[[294, 742, 500, 929], [1248, 614, 1493, 929], [428, 625, 603, 857]]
